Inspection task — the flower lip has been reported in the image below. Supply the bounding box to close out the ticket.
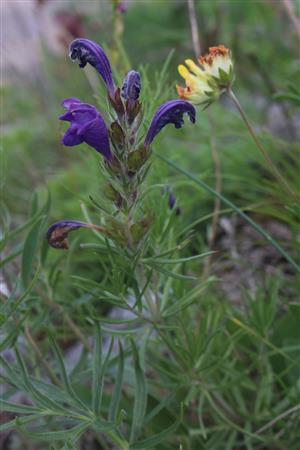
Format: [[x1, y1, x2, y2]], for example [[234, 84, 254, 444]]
[[69, 38, 115, 94], [47, 220, 90, 249], [60, 98, 112, 160], [144, 99, 196, 148], [121, 70, 141, 101]]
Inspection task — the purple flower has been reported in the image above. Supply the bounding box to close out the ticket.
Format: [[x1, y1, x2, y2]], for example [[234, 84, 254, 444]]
[[121, 70, 141, 101], [60, 98, 112, 161], [144, 100, 196, 148], [69, 39, 115, 94], [47, 220, 91, 249], [169, 192, 181, 216], [116, 0, 127, 14], [168, 192, 176, 209]]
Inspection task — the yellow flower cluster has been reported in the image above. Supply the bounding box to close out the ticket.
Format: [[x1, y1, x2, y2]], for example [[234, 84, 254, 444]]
[[177, 45, 234, 107]]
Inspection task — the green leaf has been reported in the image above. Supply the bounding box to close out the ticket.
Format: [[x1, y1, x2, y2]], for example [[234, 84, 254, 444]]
[[130, 339, 147, 443], [0, 400, 41, 415], [143, 251, 214, 265], [0, 414, 41, 432], [145, 262, 197, 281], [99, 338, 114, 414], [92, 322, 102, 414], [130, 416, 181, 449], [23, 421, 90, 442], [0, 314, 28, 350], [13, 348, 72, 416], [108, 341, 124, 421], [30, 191, 39, 217], [48, 333, 88, 412], [91, 419, 118, 432], [162, 278, 214, 318], [2, 268, 40, 320], [21, 215, 45, 287]]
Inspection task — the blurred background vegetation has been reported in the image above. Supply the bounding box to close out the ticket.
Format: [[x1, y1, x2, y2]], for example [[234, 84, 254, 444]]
[[1, 0, 300, 449]]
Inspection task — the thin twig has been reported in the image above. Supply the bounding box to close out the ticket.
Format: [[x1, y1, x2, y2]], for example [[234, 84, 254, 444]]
[[187, 0, 201, 55]]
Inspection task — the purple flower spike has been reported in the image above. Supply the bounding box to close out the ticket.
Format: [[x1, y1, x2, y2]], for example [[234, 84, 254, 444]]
[[144, 100, 196, 148], [121, 70, 141, 101], [69, 38, 115, 94], [47, 220, 91, 249], [60, 98, 112, 160]]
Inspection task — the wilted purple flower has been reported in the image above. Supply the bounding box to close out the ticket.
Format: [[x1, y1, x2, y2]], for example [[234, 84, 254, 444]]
[[47, 221, 91, 249], [121, 70, 141, 101], [60, 98, 112, 161], [144, 100, 196, 148], [69, 39, 115, 94], [47, 220, 106, 249]]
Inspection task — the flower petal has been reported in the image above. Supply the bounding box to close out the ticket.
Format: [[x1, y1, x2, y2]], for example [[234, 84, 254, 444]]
[[60, 98, 112, 160], [61, 125, 84, 146], [69, 39, 115, 94], [144, 100, 196, 147]]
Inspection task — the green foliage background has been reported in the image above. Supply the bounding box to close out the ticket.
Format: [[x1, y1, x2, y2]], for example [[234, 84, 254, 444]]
[[1, 0, 300, 449]]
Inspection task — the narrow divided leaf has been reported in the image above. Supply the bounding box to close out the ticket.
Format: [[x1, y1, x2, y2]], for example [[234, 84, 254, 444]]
[[21, 215, 45, 287], [48, 333, 88, 411], [108, 341, 124, 421], [92, 322, 102, 414]]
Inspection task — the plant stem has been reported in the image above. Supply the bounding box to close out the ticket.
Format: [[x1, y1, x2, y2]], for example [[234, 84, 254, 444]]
[[228, 88, 297, 200]]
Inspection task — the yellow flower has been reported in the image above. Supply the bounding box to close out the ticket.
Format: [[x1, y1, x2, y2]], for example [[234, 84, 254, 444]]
[[177, 45, 234, 106]]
